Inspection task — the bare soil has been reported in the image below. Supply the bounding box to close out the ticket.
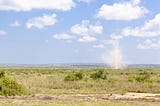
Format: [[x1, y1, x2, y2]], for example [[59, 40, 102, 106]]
[[0, 92, 160, 103]]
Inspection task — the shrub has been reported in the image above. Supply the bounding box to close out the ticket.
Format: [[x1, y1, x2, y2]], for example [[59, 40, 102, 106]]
[[74, 72, 83, 80], [64, 72, 83, 81], [64, 74, 78, 81], [0, 71, 25, 96], [128, 73, 152, 83], [135, 75, 152, 83], [0, 71, 5, 79], [90, 69, 107, 80], [139, 71, 150, 76]]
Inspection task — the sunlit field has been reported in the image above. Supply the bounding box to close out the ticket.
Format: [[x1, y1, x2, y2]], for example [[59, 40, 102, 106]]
[[0, 68, 160, 106]]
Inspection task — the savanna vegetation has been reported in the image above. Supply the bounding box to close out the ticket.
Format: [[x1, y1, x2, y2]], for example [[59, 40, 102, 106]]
[[0, 68, 159, 95], [0, 67, 160, 105]]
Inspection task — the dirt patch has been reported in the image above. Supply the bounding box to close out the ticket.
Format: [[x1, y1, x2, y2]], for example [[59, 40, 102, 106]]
[[0, 92, 160, 102]]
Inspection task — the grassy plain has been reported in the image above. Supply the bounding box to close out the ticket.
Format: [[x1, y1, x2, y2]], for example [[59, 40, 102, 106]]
[[0, 67, 160, 105]]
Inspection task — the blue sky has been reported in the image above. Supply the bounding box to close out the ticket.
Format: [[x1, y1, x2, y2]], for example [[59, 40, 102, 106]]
[[0, 0, 160, 64]]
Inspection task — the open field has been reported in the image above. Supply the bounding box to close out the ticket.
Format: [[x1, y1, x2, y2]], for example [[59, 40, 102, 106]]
[[1, 92, 160, 106], [0, 67, 160, 105], [1, 99, 160, 106]]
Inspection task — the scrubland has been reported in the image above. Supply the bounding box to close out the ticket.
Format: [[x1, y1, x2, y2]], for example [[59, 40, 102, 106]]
[[0, 68, 160, 106]]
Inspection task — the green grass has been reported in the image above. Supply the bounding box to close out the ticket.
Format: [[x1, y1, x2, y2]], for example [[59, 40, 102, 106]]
[[0, 68, 160, 95], [0, 68, 160, 106]]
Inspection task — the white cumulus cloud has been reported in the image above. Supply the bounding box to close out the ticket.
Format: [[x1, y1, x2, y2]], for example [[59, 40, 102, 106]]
[[109, 13, 160, 40], [0, 0, 75, 11], [77, 0, 95, 3], [137, 39, 160, 49], [26, 13, 57, 29], [122, 13, 160, 37], [53, 33, 72, 40], [110, 33, 123, 40], [0, 30, 7, 35], [93, 44, 105, 48], [97, 0, 148, 21], [9, 21, 20, 27], [132, 0, 141, 5], [71, 20, 103, 36], [71, 20, 102, 43], [78, 36, 97, 42]]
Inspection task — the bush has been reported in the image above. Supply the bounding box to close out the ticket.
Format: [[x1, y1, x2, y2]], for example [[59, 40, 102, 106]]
[[0, 71, 5, 79], [64, 72, 83, 81], [90, 69, 107, 80], [74, 72, 83, 80], [128, 73, 152, 83], [0, 72, 25, 96], [135, 75, 152, 83], [139, 71, 150, 76]]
